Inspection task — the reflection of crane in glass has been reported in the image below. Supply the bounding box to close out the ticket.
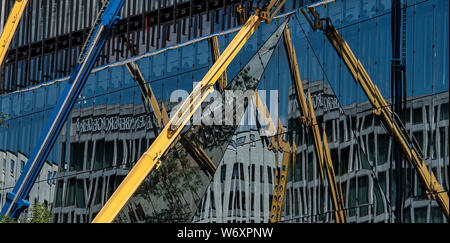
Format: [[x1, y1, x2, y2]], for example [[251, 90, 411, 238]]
[[268, 24, 347, 223], [302, 6, 449, 219], [93, 0, 288, 223], [122, 34, 217, 177]]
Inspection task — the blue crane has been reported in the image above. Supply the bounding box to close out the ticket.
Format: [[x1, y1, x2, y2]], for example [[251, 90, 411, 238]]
[[1, 0, 125, 220]]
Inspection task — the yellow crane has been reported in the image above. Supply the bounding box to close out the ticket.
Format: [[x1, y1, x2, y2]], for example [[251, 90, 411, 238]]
[[302, 6, 449, 219], [267, 119, 295, 223], [92, 0, 287, 223], [0, 0, 29, 68], [275, 24, 347, 223], [122, 35, 216, 177], [237, 2, 344, 223]]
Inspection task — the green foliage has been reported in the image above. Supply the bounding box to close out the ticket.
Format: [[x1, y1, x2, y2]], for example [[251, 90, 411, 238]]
[[135, 151, 204, 222], [0, 215, 17, 223], [28, 203, 52, 223], [0, 112, 6, 128]]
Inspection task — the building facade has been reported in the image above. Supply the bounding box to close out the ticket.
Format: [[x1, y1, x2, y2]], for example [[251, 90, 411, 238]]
[[0, 0, 448, 223]]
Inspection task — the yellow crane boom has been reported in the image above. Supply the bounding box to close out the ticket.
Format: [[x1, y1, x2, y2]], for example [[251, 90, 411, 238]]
[[302, 7, 449, 219], [0, 0, 29, 68], [283, 24, 347, 223], [236, 3, 345, 223], [268, 119, 294, 223], [123, 35, 216, 177], [92, 0, 286, 223]]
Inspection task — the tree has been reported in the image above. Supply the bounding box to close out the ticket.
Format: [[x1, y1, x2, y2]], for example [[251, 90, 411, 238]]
[[134, 151, 204, 222], [28, 203, 52, 223], [0, 215, 17, 223]]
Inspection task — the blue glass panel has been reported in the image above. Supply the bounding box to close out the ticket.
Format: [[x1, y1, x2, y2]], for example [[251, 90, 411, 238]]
[[10, 93, 21, 118], [195, 39, 210, 68], [181, 44, 195, 72], [50, 131, 60, 164], [262, 48, 279, 116], [166, 48, 180, 76], [342, 0, 360, 26], [405, 5, 415, 97], [375, 14, 392, 100], [96, 69, 109, 96], [7, 118, 17, 152], [361, 0, 378, 19], [81, 74, 96, 104], [108, 89, 121, 105], [434, 0, 449, 93], [30, 113, 43, 155], [122, 65, 136, 89], [22, 90, 33, 115], [41, 110, 51, 161], [377, 0, 392, 15], [179, 72, 193, 94], [340, 26, 359, 105], [0, 126, 5, 149], [16, 117, 23, 155], [110, 66, 123, 92], [1, 95, 11, 118], [162, 76, 178, 102], [151, 54, 165, 81], [120, 86, 134, 106], [306, 31, 324, 83], [359, 18, 378, 89], [277, 42, 291, 126], [21, 116, 31, 154], [95, 91, 108, 107], [45, 84, 58, 108], [82, 94, 94, 108], [323, 31, 341, 96], [413, 1, 434, 96]]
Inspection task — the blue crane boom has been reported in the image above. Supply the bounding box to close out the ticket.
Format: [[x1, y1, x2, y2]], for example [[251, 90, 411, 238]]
[[0, 0, 125, 220]]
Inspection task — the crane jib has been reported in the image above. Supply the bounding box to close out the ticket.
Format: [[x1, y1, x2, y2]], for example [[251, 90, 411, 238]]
[[0, 0, 125, 220]]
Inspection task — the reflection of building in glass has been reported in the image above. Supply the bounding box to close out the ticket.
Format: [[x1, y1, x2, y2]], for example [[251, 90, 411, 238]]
[[283, 81, 449, 223], [0, 0, 302, 94], [0, 150, 57, 221], [196, 80, 449, 223], [51, 103, 157, 223], [193, 129, 277, 223]]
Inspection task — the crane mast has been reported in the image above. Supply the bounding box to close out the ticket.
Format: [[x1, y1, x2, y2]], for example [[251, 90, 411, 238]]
[[92, 0, 287, 223], [302, 7, 449, 219], [0, 0, 126, 220], [0, 0, 29, 68], [277, 24, 346, 223]]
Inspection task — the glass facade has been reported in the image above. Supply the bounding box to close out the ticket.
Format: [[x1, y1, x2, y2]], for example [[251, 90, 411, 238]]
[[0, 0, 448, 223], [0, 0, 301, 93]]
